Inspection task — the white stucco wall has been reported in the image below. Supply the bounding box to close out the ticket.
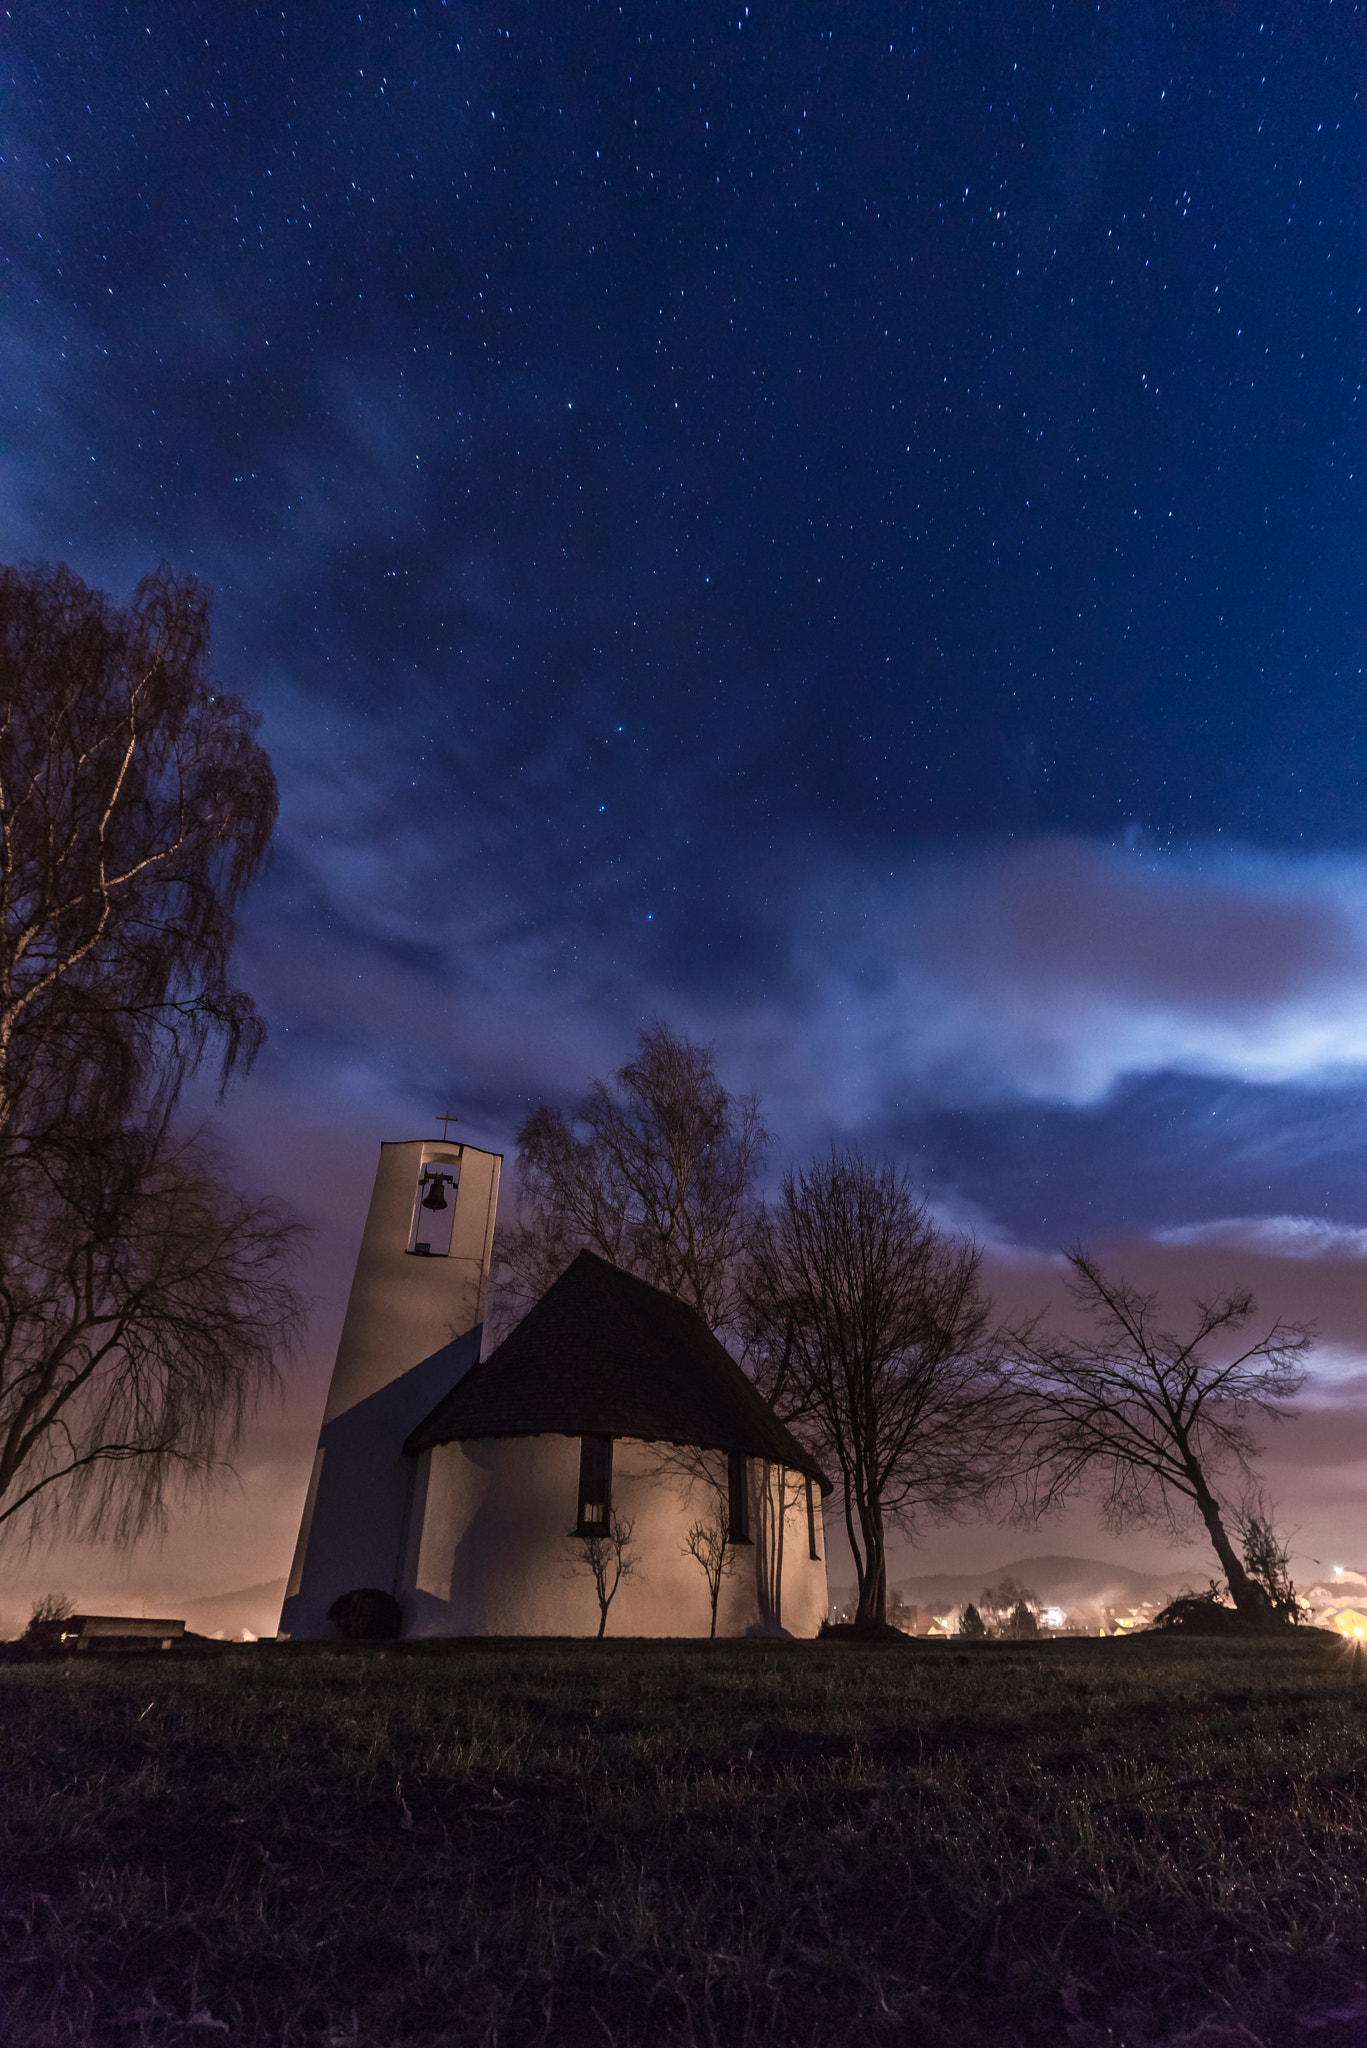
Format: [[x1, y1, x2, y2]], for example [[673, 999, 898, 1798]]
[[401, 1434, 829, 1639], [279, 1138, 502, 1640], [322, 1140, 501, 1424]]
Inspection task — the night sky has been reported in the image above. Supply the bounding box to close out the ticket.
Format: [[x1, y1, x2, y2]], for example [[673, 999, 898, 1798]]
[[7, 4, 1367, 1608]]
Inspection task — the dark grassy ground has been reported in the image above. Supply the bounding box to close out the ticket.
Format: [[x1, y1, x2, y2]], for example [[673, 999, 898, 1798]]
[[3, 1633, 1367, 2047]]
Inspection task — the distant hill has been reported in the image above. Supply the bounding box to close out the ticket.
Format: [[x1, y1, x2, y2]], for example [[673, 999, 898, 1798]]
[[889, 1555, 1192, 1615], [182, 1578, 287, 1639]]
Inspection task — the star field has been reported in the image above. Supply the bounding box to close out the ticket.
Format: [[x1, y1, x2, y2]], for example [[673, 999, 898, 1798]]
[[7, 2, 1367, 1253]]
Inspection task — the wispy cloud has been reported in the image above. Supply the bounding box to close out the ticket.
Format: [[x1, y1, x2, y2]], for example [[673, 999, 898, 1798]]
[[1154, 1216, 1367, 1260], [752, 837, 1367, 1118], [236, 827, 1367, 1153]]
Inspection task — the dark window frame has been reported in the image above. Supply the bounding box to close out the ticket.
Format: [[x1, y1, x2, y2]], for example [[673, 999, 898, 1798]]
[[575, 1434, 613, 1537], [727, 1451, 752, 1545]]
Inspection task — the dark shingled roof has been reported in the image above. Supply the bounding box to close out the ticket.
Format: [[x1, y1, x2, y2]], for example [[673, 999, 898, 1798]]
[[405, 1250, 831, 1491]]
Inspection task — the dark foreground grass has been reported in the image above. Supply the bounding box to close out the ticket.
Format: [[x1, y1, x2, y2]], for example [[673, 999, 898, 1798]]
[[3, 1634, 1367, 2048]]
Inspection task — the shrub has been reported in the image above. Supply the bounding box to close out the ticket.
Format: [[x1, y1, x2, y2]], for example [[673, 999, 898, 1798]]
[[24, 1592, 75, 1637], [326, 1588, 402, 1640], [1149, 1591, 1283, 1636]]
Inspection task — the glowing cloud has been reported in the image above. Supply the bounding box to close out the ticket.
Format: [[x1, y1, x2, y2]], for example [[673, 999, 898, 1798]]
[[767, 836, 1367, 1113], [1154, 1216, 1367, 1260]]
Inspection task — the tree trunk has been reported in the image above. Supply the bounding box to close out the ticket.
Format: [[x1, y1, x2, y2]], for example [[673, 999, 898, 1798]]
[[1192, 1477, 1273, 1623], [853, 1496, 887, 1627], [771, 1464, 785, 1632], [842, 1483, 867, 1616]]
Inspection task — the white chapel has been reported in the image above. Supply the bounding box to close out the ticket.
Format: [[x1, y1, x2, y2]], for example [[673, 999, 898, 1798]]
[[279, 1136, 830, 1640]]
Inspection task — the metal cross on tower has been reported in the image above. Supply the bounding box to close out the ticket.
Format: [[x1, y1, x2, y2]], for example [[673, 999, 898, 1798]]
[[435, 1112, 459, 1141]]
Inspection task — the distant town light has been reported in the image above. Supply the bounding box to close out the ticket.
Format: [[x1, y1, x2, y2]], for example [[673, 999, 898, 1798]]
[[1043, 1606, 1066, 1630]]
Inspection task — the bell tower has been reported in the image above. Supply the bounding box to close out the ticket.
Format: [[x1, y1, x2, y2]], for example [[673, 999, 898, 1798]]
[[278, 1135, 501, 1638]]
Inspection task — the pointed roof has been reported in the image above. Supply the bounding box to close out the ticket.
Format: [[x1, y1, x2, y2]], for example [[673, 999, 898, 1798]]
[[405, 1249, 830, 1491]]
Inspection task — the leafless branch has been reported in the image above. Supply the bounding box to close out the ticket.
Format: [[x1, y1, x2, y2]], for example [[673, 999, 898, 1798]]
[[0, 562, 304, 1549], [0, 561, 276, 1152], [0, 1124, 307, 1546], [1009, 1249, 1312, 1621], [742, 1149, 1015, 1628], [565, 1510, 638, 1639], [493, 1021, 767, 1336]]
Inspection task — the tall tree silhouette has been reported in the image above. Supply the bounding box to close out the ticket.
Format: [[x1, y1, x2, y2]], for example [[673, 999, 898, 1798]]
[[497, 1022, 766, 1334], [0, 563, 302, 1544], [1013, 1252, 1311, 1624], [743, 1150, 1007, 1630]]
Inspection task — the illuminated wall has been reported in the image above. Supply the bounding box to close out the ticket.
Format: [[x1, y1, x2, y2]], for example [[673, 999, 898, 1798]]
[[279, 1137, 501, 1639], [402, 1434, 828, 1639]]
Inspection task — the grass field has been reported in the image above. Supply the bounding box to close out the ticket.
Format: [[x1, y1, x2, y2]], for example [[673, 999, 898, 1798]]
[[4, 1633, 1367, 2047]]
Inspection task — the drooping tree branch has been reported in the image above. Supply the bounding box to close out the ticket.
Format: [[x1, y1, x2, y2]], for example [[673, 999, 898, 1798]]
[[0, 561, 276, 1153], [0, 561, 304, 1548], [0, 1124, 306, 1545]]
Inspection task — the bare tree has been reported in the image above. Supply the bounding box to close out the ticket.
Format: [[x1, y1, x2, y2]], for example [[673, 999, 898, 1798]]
[[495, 1023, 767, 1334], [0, 562, 276, 1152], [567, 1509, 638, 1639], [1013, 1252, 1312, 1624], [0, 1125, 304, 1544], [683, 1514, 741, 1638], [743, 1150, 1007, 1630], [655, 1443, 743, 1637], [0, 563, 304, 1546], [24, 1590, 74, 1636]]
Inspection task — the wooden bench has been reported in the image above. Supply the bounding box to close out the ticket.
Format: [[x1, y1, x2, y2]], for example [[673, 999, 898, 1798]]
[[31, 1615, 185, 1651]]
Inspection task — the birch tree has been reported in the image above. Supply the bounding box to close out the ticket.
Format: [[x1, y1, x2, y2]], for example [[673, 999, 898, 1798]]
[[0, 561, 275, 1149], [496, 1022, 766, 1333], [0, 562, 303, 1544]]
